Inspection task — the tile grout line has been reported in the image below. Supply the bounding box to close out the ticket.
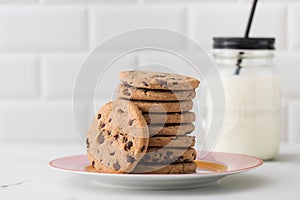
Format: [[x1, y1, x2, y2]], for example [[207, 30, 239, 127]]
[[286, 3, 291, 51], [86, 5, 93, 51], [182, 3, 188, 36], [83, 5, 90, 52], [36, 54, 43, 101]]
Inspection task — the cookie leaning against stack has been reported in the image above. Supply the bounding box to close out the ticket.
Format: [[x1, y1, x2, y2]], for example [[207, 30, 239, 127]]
[[118, 70, 200, 174], [86, 100, 149, 174]]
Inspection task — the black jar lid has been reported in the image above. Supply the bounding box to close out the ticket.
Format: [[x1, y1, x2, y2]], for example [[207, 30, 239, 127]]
[[213, 37, 275, 50]]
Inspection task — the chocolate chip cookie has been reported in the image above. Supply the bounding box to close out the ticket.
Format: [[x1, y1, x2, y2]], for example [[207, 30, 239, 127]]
[[143, 112, 196, 124], [87, 100, 149, 174], [125, 99, 193, 113], [149, 123, 195, 136], [140, 147, 197, 164], [132, 162, 197, 174], [118, 84, 196, 101], [120, 70, 200, 90], [148, 136, 195, 147]]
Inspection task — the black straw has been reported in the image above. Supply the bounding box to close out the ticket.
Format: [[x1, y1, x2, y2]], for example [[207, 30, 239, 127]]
[[235, 0, 258, 75], [245, 0, 258, 38], [234, 52, 244, 75]]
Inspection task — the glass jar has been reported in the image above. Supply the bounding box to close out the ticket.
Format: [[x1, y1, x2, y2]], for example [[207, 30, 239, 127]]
[[212, 37, 281, 160]]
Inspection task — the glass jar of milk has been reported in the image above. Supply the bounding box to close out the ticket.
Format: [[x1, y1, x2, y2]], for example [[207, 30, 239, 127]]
[[212, 37, 281, 160]]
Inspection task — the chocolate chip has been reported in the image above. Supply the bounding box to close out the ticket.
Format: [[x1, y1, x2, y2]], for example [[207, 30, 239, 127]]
[[118, 109, 125, 113], [142, 81, 148, 86], [155, 75, 166, 78], [126, 155, 135, 163], [97, 135, 105, 144], [97, 114, 101, 119], [173, 82, 178, 85], [128, 119, 135, 126], [114, 134, 119, 140], [100, 122, 106, 128], [110, 152, 115, 156], [86, 138, 90, 148], [92, 161, 95, 168], [113, 162, 121, 171], [157, 80, 167, 87], [124, 141, 133, 151], [166, 151, 173, 156], [141, 146, 145, 152], [108, 118, 112, 122], [122, 136, 128, 143], [107, 130, 111, 136], [123, 89, 131, 96]]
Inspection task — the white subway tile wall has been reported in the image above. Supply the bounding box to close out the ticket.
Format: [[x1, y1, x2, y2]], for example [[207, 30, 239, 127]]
[[142, 0, 235, 3], [288, 4, 300, 50], [275, 52, 300, 97], [42, 0, 137, 4], [288, 99, 300, 143], [0, 6, 87, 51], [0, 0, 37, 3], [0, 54, 38, 97], [0, 0, 298, 144], [188, 3, 286, 50], [89, 5, 185, 49], [41, 53, 86, 99], [0, 101, 89, 143]]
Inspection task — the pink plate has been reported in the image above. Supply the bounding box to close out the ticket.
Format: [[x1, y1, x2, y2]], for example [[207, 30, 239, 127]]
[[49, 152, 263, 190]]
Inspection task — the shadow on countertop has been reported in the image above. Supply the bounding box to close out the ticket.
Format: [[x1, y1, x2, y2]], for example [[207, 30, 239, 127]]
[[64, 173, 272, 197], [273, 153, 300, 164]]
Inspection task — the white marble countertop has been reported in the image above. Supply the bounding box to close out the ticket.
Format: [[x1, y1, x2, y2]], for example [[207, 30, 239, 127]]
[[0, 143, 300, 200]]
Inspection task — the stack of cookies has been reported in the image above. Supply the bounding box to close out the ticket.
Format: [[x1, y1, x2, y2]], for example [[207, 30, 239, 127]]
[[87, 70, 200, 174]]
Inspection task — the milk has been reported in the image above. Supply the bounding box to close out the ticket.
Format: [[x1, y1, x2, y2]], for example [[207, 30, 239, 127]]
[[214, 75, 281, 160]]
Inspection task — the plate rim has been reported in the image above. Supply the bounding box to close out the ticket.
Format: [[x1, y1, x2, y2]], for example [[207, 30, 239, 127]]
[[49, 151, 263, 177]]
